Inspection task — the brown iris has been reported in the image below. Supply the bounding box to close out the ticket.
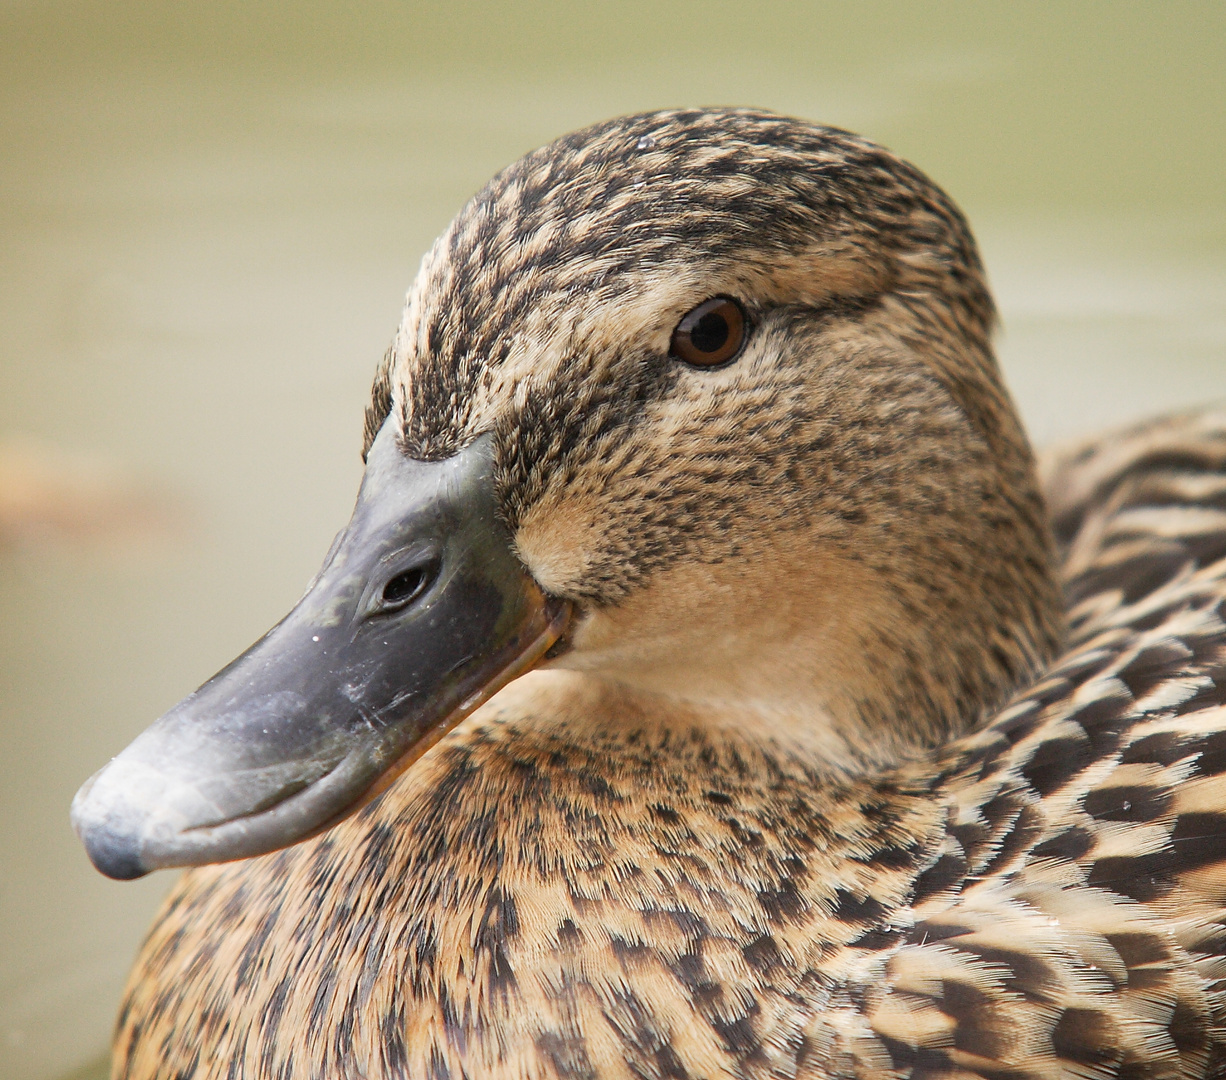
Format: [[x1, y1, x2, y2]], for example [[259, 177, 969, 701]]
[[670, 297, 747, 367]]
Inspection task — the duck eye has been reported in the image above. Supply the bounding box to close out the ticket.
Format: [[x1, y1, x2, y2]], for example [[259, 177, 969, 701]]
[[670, 297, 747, 367]]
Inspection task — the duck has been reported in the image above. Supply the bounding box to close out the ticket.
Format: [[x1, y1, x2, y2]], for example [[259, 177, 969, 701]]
[[70, 108, 1226, 1080]]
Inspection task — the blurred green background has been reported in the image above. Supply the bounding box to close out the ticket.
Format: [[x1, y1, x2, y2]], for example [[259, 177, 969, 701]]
[[1, 2, 1223, 1077]]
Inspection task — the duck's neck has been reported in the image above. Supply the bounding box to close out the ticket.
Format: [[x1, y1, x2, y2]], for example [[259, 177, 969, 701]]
[[549, 517, 1057, 775], [532, 664, 862, 774]]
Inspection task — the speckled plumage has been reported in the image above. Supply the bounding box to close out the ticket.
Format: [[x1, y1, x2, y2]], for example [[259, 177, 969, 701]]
[[112, 111, 1226, 1080]]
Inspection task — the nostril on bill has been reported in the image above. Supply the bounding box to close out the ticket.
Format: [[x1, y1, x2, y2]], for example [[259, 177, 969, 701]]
[[379, 560, 439, 612]]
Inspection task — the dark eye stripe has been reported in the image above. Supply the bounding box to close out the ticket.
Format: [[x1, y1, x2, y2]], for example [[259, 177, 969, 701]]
[[670, 297, 747, 367]]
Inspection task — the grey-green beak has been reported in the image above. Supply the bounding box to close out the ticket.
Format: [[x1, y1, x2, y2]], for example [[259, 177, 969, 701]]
[[71, 422, 569, 880]]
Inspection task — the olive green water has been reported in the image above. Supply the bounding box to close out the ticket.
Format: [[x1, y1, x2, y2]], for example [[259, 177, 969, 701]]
[[0, 2, 1223, 1077]]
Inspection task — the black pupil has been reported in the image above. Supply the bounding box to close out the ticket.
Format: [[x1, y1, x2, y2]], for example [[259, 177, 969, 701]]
[[382, 565, 430, 606], [690, 311, 730, 354]]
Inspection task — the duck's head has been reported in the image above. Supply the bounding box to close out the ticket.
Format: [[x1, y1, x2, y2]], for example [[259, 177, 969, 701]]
[[72, 108, 1062, 880]]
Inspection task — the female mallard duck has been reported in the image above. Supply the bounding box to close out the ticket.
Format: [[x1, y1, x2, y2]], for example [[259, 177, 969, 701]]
[[72, 109, 1226, 1080]]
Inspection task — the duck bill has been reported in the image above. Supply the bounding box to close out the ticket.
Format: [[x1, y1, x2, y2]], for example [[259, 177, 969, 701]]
[[71, 423, 569, 880]]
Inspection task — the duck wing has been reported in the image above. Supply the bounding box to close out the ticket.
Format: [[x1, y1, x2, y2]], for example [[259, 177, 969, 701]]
[[833, 408, 1226, 1080]]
